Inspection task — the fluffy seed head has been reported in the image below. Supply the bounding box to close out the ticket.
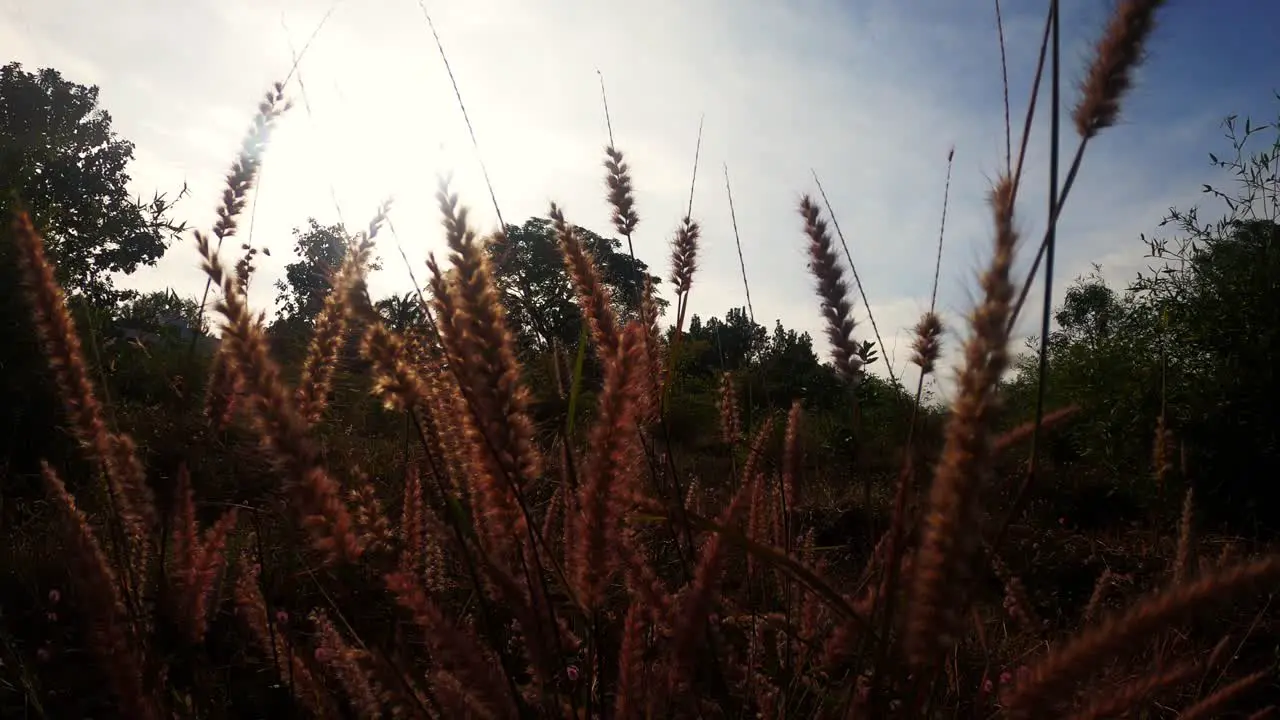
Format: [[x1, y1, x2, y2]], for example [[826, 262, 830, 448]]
[[1073, 0, 1166, 139], [605, 146, 639, 237], [670, 216, 700, 295], [799, 196, 863, 384], [911, 311, 943, 374]]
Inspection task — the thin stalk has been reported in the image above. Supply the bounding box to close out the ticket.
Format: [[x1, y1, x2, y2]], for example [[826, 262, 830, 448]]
[[724, 164, 755, 325], [415, 0, 504, 231], [686, 115, 705, 218], [1024, 0, 1063, 533], [996, 0, 1013, 176], [596, 68, 615, 148]]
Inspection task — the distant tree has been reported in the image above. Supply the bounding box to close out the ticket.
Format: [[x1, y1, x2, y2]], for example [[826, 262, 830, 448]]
[[0, 61, 186, 308], [1004, 269, 1166, 477], [756, 319, 845, 409], [486, 217, 665, 353], [375, 291, 432, 335], [681, 308, 769, 374], [272, 219, 381, 333], [117, 289, 202, 334]]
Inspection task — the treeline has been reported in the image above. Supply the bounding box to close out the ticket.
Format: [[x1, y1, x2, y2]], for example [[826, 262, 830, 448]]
[[4, 58, 1279, 536]]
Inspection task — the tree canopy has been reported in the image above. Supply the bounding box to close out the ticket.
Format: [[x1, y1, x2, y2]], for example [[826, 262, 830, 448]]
[[486, 216, 665, 353], [117, 289, 202, 334], [1004, 102, 1280, 530], [1, 62, 186, 475], [375, 291, 432, 336], [0, 61, 185, 307], [272, 218, 382, 334]]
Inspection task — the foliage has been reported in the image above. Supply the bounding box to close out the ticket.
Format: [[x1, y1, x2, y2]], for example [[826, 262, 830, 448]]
[[487, 216, 664, 353], [273, 219, 364, 328], [0, 61, 186, 308], [1131, 109, 1280, 523], [0, 62, 185, 485], [1005, 101, 1280, 530], [374, 291, 432, 335], [116, 289, 203, 334], [1005, 271, 1163, 475], [682, 307, 769, 372]]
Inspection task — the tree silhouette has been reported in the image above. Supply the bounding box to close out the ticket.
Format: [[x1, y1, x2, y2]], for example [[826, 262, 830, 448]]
[[117, 289, 202, 335], [486, 216, 665, 353], [0, 61, 186, 308], [1, 62, 186, 477], [682, 307, 769, 373], [1005, 101, 1280, 530], [272, 218, 382, 332], [375, 291, 432, 335]]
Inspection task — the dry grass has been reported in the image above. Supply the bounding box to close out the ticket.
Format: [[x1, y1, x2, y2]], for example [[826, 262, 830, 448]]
[[5, 1, 1279, 718]]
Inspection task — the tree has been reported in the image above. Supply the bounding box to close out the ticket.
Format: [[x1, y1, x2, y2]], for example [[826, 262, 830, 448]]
[[375, 291, 432, 335], [682, 308, 769, 374], [1004, 270, 1167, 478], [0, 62, 186, 308], [1131, 107, 1280, 527], [486, 217, 664, 353], [1005, 100, 1280, 530], [756, 320, 844, 409], [272, 218, 381, 332], [117, 289, 202, 335], [1, 62, 185, 477]]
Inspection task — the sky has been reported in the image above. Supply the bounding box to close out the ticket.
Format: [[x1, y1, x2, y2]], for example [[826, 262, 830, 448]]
[[3, 0, 1278, 397]]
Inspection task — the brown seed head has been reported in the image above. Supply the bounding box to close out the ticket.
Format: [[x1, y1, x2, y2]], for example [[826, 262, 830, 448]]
[[214, 83, 290, 243], [605, 146, 639, 237], [906, 175, 1017, 667], [551, 202, 621, 357], [718, 371, 741, 445], [575, 322, 647, 608], [1073, 0, 1166, 139], [911, 311, 943, 374], [670, 215, 700, 294], [799, 196, 863, 384]]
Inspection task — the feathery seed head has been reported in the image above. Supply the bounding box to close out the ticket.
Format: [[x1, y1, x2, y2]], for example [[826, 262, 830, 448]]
[[911, 311, 943, 374], [906, 175, 1018, 667], [605, 146, 639, 237], [718, 372, 741, 445], [799, 196, 864, 384], [551, 202, 621, 356], [214, 83, 290, 243], [1073, 0, 1167, 139], [670, 215, 700, 294]]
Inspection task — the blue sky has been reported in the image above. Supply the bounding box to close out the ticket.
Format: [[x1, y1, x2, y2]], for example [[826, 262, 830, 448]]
[[2, 0, 1277, 396]]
